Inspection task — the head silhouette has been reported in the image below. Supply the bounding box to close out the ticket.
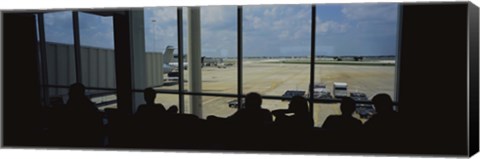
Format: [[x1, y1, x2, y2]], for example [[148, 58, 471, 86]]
[[69, 83, 86, 100], [144, 88, 156, 105], [167, 105, 179, 114], [290, 96, 309, 115], [245, 92, 262, 109], [372, 93, 393, 114], [340, 97, 356, 116]]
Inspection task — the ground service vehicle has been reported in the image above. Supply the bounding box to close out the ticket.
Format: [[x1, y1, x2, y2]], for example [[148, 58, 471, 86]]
[[350, 92, 376, 118], [281, 90, 306, 101], [228, 99, 245, 109], [313, 83, 333, 100], [333, 82, 348, 98]]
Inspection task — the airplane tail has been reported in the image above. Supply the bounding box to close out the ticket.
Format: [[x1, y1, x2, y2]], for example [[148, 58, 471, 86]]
[[163, 45, 175, 64]]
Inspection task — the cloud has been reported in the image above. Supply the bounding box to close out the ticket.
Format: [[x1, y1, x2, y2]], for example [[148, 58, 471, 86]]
[[201, 6, 236, 30], [44, 11, 70, 26], [341, 3, 398, 22], [200, 6, 237, 57], [201, 29, 236, 57], [147, 7, 177, 23], [78, 13, 114, 49], [312, 3, 399, 56], [42, 11, 115, 48], [41, 4, 398, 57], [242, 5, 312, 56], [144, 7, 178, 52], [43, 11, 74, 44], [316, 20, 348, 34]]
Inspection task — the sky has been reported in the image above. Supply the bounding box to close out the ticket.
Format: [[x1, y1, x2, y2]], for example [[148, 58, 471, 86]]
[[42, 3, 398, 57]]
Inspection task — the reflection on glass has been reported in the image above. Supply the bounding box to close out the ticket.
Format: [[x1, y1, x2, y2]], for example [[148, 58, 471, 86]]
[[243, 5, 311, 96]]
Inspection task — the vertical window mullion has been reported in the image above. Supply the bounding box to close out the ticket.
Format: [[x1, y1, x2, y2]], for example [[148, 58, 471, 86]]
[[237, 6, 243, 109], [37, 13, 49, 106], [72, 11, 82, 83], [309, 5, 316, 115], [177, 7, 185, 114]]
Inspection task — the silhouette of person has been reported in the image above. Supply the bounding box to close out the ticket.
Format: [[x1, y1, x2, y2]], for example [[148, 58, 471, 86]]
[[322, 97, 362, 129], [134, 88, 180, 147], [136, 88, 179, 117], [364, 93, 398, 129], [228, 92, 273, 127], [136, 88, 166, 115], [64, 83, 103, 146], [272, 95, 313, 128], [362, 94, 401, 148]]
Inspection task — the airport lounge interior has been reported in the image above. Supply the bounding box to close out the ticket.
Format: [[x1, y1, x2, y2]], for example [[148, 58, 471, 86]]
[[2, 2, 479, 157]]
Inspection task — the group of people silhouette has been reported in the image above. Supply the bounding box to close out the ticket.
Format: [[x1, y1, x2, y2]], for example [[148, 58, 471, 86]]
[[42, 83, 399, 150]]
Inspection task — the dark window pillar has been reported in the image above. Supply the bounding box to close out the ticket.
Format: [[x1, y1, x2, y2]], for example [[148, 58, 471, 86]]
[[113, 12, 134, 115], [3, 13, 42, 146]]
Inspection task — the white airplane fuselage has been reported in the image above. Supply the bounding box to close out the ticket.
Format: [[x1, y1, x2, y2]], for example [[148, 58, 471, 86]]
[[168, 62, 188, 70]]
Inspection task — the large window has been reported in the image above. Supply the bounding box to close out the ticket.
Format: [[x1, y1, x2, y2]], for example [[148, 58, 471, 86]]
[[78, 12, 117, 110], [313, 3, 399, 126], [43, 11, 76, 97], [199, 6, 237, 94], [243, 5, 311, 96], [196, 6, 237, 117], [39, 11, 118, 110], [143, 7, 179, 91], [136, 4, 399, 121], [240, 5, 313, 116], [79, 12, 115, 89], [133, 7, 181, 112], [36, 4, 399, 122]]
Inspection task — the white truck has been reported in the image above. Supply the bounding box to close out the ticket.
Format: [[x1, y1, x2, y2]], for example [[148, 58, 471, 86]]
[[333, 82, 348, 98]]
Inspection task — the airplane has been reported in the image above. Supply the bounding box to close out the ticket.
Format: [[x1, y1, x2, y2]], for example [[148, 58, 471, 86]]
[[332, 56, 364, 61], [162, 45, 188, 74]]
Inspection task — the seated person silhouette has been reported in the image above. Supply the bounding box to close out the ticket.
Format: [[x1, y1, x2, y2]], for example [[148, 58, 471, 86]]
[[364, 93, 398, 129], [64, 83, 103, 146], [228, 92, 273, 127], [135, 88, 180, 122], [66, 83, 99, 113], [134, 88, 181, 147], [322, 97, 362, 130], [136, 88, 166, 113], [272, 95, 313, 128]]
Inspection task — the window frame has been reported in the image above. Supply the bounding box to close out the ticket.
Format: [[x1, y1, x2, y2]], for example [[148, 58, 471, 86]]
[[36, 5, 399, 121]]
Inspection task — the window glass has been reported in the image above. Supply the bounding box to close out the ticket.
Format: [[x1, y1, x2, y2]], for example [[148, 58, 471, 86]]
[[243, 5, 311, 98], [43, 11, 76, 96], [143, 7, 179, 91], [313, 3, 399, 127]]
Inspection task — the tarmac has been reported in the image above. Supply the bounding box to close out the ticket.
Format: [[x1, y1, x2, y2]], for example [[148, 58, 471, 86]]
[[154, 59, 396, 126]]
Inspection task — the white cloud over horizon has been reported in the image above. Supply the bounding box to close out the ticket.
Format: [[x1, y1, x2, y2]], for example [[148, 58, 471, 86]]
[[41, 3, 399, 57]]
